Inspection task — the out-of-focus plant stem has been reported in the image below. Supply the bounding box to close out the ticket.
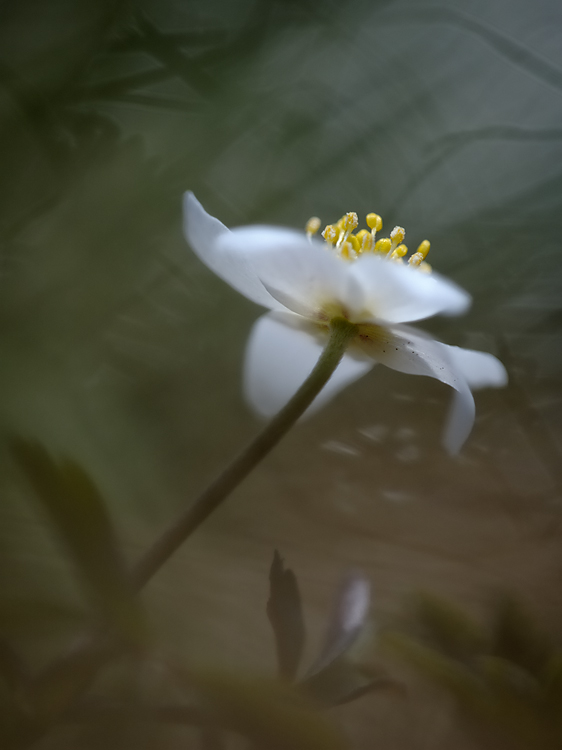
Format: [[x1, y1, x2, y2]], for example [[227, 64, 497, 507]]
[[131, 316, 358, 589]]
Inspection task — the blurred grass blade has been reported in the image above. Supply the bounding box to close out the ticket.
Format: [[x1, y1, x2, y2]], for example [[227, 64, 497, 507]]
[[11, 439, 146, 643], [266, 550, 305, 681]]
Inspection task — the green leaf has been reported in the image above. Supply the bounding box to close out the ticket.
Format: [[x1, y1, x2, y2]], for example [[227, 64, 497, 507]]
[[302, 658, 399, 708], [11, 439, 146, 644], [384, 631, 492, 717], [0, 637, 27, 699], [0, 597, 86, 636], [187, 670, 347, 750], [542, 650, 562, 702], [266, 551, 305, 681], [414, 592, 488, 660], [491, 596, 551, 676], [477, 655, 540, 700]]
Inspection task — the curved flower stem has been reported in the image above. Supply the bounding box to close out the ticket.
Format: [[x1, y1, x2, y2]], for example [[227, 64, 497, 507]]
[[131, 317, 358, 590]]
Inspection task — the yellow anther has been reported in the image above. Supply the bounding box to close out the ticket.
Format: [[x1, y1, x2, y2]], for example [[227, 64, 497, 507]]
[[366, 213, 382, 232], [356, 229, 373, 254], [361, 232, 374, 252], [317, 206, 434, 271], [390, 226, 405, 246], [336, 212, 358, 249], [340, 242, 358, 261], [342, 212, 358, 232], [306, 216, 321, 236], [416, 240, 430, 259], [374, 238, 392, 254], [408, 252, 424, 266], [347, 234, 360, 252], [322, 224, 338, 244], [390, 244, 408, 259]]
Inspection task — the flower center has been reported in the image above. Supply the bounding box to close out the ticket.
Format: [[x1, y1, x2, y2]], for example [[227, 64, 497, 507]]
[[305, 211, 431, 272]]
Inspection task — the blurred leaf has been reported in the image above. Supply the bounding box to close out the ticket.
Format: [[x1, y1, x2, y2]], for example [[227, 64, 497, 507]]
[[0, 597, 86, 636], [187, 670, 347, 750], [475, 656, 558, 748], [135, 12, 216, 96], [0, 0, 128, 96], [302, 658, 399, 708], [306, 571, 370, 677], [477, 655, 540, 700], [543, 650, 562, 703], [384, 631, 492, 718], [0, 637, 28, 700], [492, 596, 550, 676], [10, 439, 146, 644], [31, 633, 119, 722], [199, 726, 226, 750], [415, 592, 488, 660], [266, 550, 305, 680]]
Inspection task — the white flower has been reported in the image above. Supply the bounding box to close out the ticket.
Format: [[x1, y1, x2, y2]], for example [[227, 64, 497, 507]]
[[183, 193, 507, 453]]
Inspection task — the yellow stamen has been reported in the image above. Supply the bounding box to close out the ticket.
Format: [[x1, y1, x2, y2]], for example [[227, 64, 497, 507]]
[[356, 229, 373, 254], [341, 242, 358, 261], [317, 208, 433, 271], [336, 212, 358, 249], [374, 238, 392, 254], [361, 233, 374, 252], [322, 224, 338, 244], [347, 234, 360, 253], [306, 216, 321, 237], [390, 244, 408, 260], [390, 226, 405, 248], [366, 213, 382, 232], [342, 212, 358, 233]]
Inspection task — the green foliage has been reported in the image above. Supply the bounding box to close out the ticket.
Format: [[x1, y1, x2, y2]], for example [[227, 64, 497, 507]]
[[415, 592, 489, 659], [187, 669, 347, 750], [10, 439, 146, 646], [302, 658, 397, 707], [387, 593, 562, 749]]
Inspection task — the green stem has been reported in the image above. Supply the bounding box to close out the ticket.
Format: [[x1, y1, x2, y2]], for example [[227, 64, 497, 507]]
[[131, 316, 358, 590]]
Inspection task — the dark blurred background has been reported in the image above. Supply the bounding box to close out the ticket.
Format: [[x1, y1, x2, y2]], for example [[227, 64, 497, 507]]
[[1, 0, 562, 747]]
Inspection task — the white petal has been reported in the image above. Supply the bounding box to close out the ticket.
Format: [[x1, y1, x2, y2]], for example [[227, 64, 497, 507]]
[[217, 226, 365, 321], [182, 193, 284, 310], [354, 324, 475, 453], [244, 312, 373, 418], [444, 345, 508, 389], [350, 254, 471, 324], [307, 571, 370, 677]]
